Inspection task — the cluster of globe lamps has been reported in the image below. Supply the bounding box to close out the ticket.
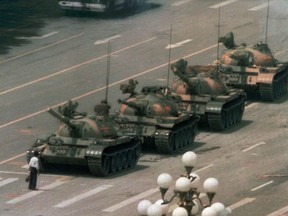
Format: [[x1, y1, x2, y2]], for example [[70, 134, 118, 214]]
[[137, 151, 232, 216]]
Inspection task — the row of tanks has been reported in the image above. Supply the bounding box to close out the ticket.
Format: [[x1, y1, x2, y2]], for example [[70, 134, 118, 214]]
[[27, 32, 288, 177]]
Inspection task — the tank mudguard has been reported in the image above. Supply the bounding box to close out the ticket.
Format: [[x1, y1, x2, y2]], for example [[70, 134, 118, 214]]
[[206, 101, 223, 114], [256, 73, 275, 84], [85, 145, 106, 159]]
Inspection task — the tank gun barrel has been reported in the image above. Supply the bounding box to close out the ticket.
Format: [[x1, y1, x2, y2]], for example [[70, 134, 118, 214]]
[[118, 99, 143, 110], [118, 99, 146, 116], [47, 108, 77, 129]]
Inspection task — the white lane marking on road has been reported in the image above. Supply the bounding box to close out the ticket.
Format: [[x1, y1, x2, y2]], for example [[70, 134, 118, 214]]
[[55, 184, 113, 208], [194, 164, 214, 173], [0, 33, 84, 65], [245, 102, 258, 109], [251, 181, 273, 192], [0, 171, 27, 175], [171, 0, 191, 6], [228, 197, 256, 210], [22, 164, 29, 169], [166, 39, 193, 49], [0, 42, 218, 132], [242, 141, 265, 152], [267, 205, 288, 216], [0, 37, 156, 98], [209, 0, 238, 8], [0, 152, 26, 165], [6, 181, 66, 204], [94, 35, 122, 45], [102, 188, 159, 212], [249, 1, 275, 11], [16, 32, 59, 40], [0, 178, 18, 187]]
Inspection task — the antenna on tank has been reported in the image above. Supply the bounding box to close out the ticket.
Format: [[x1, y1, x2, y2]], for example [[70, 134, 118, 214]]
[[216, 4, 221, 71], [166, 24, 173, 88], [264, 0, 270, 44], [105, 40, 111, 103]]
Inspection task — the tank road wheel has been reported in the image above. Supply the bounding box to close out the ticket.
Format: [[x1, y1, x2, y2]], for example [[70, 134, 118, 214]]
[[219, 112, 227, 130], [117, 153, 124, 171], [174, 131, 182, 151], [123, 151, 129, 169], [168, 133, 177, 153], [227, 110, 233, 128], [128, 149, 137, 168], [39, 159, 47, 172], [282, 77, 287, 95], [110, 155, 118, 173], [102, 156, 111, 176], [135, 144, 141, 162], [183, 128, 189, 146], [188, 126, 196, 145], [273, 82, 278, 99], [232, 107, 238, 124]]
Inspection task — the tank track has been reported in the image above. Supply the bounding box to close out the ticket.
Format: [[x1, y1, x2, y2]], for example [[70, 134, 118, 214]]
[[87, 139, 141, 177], [259, 70, 288, 101], [207, 95, 245, 131], [154, 116, 199, 154]]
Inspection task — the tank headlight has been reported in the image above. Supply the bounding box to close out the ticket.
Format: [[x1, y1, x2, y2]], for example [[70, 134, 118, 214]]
[[86, 150, 90, 155]]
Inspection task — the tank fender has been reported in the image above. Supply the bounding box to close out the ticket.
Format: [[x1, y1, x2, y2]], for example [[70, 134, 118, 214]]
[[256, 73, 275, 84], [206, 101, 223, 114], [85, 145, 106, 159]]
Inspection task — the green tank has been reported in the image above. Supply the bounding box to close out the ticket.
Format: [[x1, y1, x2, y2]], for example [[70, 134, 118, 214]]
[[114, 80, 200, 154], [26, 100, 141, 177], [218, 32, 288, 101], [170, 59, 246, 131]]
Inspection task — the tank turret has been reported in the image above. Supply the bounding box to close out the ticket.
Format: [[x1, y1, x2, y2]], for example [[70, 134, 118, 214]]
[[170, 59, 246, 131], [218, 32, 288, 101], [171, 59, 230, 96], [115, 79, 199, 154], [118, 96, 179, 118], [47, 108, 84, 138], [219, 32, 276, 67], [27, 100, 141, 177]]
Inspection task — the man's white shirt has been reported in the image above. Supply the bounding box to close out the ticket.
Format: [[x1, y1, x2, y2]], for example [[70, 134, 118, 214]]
[[29, 157, 39, 170]]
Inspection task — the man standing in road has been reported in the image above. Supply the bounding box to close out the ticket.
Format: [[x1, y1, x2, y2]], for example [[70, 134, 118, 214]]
[[28, 151, 40, 190]]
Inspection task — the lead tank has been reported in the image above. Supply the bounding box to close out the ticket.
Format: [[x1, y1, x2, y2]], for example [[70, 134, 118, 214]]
[[26, 100, 141, 177], [115, 79, 199, 154], [170, 59, 246, 131], [218, 32, 288, 101]]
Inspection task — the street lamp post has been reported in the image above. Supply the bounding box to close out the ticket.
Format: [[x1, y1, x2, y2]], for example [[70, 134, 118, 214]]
[[137, 151, 231, 216]]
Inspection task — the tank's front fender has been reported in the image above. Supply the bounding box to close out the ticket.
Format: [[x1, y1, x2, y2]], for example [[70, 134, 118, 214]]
[[206, 101, 223, 114], [256, 73, 275, 84]]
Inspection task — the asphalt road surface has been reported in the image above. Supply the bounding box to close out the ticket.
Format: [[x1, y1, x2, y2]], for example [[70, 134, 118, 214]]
[[0, 0, 288, 216]]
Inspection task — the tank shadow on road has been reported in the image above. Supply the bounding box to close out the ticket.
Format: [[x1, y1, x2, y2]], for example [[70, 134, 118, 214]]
[[0, 0, 61, 54]]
